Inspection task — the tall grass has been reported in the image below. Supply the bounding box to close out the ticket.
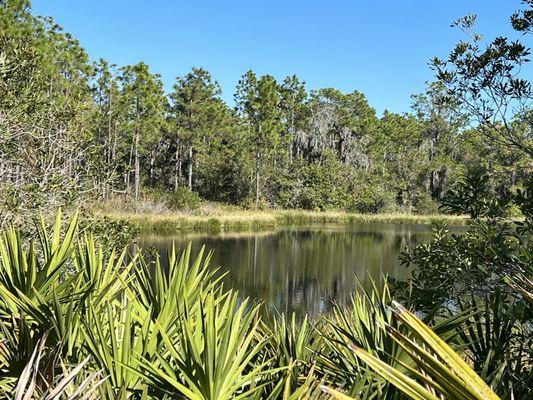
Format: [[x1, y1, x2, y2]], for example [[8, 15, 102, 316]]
[[0, 212, 500, 399], [102, 209, 468, 234]]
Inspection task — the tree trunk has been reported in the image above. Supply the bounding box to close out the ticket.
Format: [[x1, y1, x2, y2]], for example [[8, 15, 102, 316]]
[[149, 154, 155, 186], [104, 86, 113, 199], [134, 97, 141, 203], [255, 150, 260, 208], [289, 105, 295, 163], [125, 140, 133, 200], [134, 128, 140, 202], [174, 138, 180, 191], [188, 144, 193, 189]]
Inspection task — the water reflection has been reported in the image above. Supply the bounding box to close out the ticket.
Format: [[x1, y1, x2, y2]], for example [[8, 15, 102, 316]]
[[138, 223, 438, 317]]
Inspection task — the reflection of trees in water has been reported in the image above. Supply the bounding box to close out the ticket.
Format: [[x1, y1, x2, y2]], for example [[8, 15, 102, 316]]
[[140, 224, 432, 317]]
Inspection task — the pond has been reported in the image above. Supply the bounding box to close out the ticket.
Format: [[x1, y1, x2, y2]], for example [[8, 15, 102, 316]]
[[138, 222, 447, 317]]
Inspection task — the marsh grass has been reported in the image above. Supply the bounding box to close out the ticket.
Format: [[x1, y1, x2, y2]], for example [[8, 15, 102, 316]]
[[101, 209, 467, 234]]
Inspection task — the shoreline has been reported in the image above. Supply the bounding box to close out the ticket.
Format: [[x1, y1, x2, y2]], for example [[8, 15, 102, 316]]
[[101, 210, 468, 234]]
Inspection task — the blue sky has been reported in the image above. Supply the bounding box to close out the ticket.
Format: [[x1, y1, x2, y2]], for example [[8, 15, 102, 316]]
[[32, 0, 530, 115]]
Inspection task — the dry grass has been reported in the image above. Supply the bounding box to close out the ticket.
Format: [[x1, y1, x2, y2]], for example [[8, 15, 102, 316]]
[[99, 207, 468, 234]]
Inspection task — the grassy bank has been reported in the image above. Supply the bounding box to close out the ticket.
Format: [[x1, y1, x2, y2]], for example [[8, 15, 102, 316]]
[[101, 208, 468, 234]]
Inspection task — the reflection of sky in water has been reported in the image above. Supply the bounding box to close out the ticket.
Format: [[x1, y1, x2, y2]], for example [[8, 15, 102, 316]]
[[138, 223, 452, 317]]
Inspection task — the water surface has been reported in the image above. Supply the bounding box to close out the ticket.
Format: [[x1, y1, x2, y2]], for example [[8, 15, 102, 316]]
[[138, 222, 440, 316]]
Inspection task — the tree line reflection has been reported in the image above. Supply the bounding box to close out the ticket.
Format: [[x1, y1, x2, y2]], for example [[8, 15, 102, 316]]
[[140, 223, 434, 317]]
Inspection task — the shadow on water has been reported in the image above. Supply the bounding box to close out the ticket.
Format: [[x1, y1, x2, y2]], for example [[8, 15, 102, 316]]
[[137, 222, 454, 317]]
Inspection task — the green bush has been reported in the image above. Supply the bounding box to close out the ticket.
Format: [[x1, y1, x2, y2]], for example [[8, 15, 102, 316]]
[[205, 217, 222, 233], [391, 172, 533, 398], [166, 187, 201, 210], [83, 214, 139, 248], [347, 180, 395, 213], [412, 190, 440, 214], [273, 153, 354, 211]]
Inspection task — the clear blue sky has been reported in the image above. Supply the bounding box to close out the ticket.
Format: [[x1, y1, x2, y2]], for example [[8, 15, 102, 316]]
[[32, 0, 529, 115]]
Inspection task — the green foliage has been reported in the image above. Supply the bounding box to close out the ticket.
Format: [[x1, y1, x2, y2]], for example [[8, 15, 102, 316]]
[[169, 67, 224, 190], [258, 313, 316, 398], [511, 0, 533, 33], [1, 1, 532, 399], [134, 292, 269, 400], [373, 112, 431, 212], [390, 171, 533, 399], [0, 1, 94, 218], [318, 280, 404, 398], [83, 214, 139, 249], [166, 187, 202, 211], [0, 211, 508, 400], [346, 179, 396, 214], [432, 8, 533, 157], [276, 155, 352, 211], [380, 8, 533, 394], [235, 71, 284, 207], [11, 333, 105, 399], [1, 0, 532, 220], [325, 302, 500, 400]]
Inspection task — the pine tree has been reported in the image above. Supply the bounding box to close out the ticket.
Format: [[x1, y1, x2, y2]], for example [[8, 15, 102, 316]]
[[118, 62, 166, 202], [170, 68, 222, 190], [235, 71, 283, 207]]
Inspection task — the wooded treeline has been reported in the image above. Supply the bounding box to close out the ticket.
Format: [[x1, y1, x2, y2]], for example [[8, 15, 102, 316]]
[[1, 0, 531, 219]]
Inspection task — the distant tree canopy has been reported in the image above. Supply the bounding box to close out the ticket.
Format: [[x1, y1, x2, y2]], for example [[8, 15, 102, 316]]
[[0, 0, 531, 220]]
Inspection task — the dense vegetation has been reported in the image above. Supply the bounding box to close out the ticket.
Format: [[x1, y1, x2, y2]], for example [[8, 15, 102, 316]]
[[1, 0, 531, 224], [0, 208, 530, 400]]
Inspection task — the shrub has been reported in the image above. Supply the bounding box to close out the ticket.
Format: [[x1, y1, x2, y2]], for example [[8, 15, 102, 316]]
[[83, 214, 139, 249], [412, 190, 440, 214], [205, 217, 222, 233], [274, 154, 354, 211], [347, 180, 396, 213], [166, 187, 201, 211], [391, 172, 533, 398]]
